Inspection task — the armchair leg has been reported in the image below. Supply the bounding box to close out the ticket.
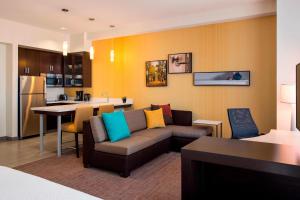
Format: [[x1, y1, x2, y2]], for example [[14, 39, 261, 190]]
[[75, 133, 79, 158]]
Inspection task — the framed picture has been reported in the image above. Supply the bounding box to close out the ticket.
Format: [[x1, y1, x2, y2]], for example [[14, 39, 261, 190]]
[[146, 60, 168, 87], [168, 52, 192, 74], [193, 71, 250, 86]]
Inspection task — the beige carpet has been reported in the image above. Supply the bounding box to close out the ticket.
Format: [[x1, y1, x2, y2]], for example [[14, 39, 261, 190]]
[[15, 152, 181, 200]]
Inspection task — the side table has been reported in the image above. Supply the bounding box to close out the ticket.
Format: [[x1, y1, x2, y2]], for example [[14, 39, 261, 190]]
[[193, 119, 223, 138]]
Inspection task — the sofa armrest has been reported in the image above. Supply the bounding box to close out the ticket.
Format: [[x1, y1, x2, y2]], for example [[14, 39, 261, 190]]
[[83, 120, 95, 167], [171, 110, 192, 126]]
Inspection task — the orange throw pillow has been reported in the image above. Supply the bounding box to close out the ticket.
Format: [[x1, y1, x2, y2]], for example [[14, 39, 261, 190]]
[[144, 108, 166, 129]]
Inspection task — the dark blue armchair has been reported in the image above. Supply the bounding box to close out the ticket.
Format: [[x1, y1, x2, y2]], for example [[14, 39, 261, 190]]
[[227, 108, 259, 139]]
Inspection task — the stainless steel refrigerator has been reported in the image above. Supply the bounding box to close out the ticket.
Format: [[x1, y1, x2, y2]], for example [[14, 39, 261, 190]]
[[19, 76, 46, 138]]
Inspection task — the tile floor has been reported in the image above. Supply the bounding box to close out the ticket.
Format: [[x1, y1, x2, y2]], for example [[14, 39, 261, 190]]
[[0, 132, 80, 167]]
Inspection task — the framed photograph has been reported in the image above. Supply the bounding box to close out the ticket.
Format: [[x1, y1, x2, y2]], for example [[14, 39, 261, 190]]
[[168, 53, 192, 74], [146, 60, 168, 87], [193, 71, 250, 86]]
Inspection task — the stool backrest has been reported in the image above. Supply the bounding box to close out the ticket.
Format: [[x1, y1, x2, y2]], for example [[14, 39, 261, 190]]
[[74, 106, 94, 132], [98, 104, 114, 116]]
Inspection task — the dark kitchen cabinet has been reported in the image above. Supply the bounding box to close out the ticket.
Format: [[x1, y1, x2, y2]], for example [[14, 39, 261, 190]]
[[40, 51, 63, 74], [64, 52, 92, 87], [18, 48, 40, 76], [18, 47, 91, 88]]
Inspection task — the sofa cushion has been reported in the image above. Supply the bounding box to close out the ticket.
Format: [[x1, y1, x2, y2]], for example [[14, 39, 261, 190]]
[[90, 116, 108, 143], [151, 104, 174, 125], [144, 108, 166, 129], [124, 109, 147, 132], [135, 128, 172, 143], [94, 134, 156, 155], [168, 125, 212, 138], [171, 110, 192, 126], [102, 111, 131, 142]]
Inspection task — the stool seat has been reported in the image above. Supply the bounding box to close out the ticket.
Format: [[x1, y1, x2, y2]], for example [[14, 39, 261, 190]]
[[62, 122, 76, 133]]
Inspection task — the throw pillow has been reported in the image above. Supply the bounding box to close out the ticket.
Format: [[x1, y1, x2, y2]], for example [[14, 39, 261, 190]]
[[144, 108, 166, 129], [102, 111, 131, 142], [151, 104, 173, 125]]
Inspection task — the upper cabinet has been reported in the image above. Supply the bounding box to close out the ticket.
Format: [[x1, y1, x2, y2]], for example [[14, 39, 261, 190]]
[[64, 52, 92, 87], [18, 48, 40, 76], [19, 47, 63, 76], [18, 47, 91, 88], [40, 51, 63, 74]]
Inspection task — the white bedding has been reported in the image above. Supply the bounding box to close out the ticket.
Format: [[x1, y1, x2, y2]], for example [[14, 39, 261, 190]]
[[0, 166, 102, 200]]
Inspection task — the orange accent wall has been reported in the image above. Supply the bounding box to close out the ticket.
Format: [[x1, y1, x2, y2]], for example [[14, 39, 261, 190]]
[[65, 15, 276, 138]]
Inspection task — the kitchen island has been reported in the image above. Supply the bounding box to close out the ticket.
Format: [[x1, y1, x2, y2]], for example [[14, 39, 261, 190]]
[[32, 98, 133, 157]]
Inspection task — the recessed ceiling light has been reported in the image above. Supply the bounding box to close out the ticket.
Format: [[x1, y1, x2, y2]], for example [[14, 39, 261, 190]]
[[60, 27, 67, 31], [61, 8, 69, 13], [89, 18, 95, 21], [109, 25, 115, 28]]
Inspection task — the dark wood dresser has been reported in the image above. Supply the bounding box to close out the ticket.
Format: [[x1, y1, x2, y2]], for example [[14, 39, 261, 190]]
[[181, 136, 300, 199]]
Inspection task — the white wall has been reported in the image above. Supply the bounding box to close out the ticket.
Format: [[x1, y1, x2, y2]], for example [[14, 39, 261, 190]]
[[69, 32, 91, 52], [0, 43, 7, 137], [46, 88, 65, 101], [0, 18, 68, 137], [277, 0, 300, 130]]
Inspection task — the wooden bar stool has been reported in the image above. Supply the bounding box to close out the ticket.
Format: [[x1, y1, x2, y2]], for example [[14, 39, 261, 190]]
[[62, 105, 94, 157], [98, 104, 114, 116]]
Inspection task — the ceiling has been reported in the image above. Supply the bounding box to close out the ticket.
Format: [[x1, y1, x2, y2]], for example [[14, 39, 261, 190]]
[[0, 0, 275, 38]]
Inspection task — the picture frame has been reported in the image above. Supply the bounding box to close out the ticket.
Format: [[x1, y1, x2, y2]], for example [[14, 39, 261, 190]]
[[193, 71, 251, 86], [168, 52, 192, 74], [146, 60, 168, 87]]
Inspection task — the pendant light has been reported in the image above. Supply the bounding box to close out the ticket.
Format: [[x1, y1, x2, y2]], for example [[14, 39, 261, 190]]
[[62, 41, 68, 56], [110, 47, 115, 63], [90, 46, 94, 60], [110, 25, 115, 63], [61, 8, 69, 56]]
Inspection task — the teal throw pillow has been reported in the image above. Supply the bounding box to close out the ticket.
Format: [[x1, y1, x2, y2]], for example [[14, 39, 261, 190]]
[[102, 111, 131, 142]]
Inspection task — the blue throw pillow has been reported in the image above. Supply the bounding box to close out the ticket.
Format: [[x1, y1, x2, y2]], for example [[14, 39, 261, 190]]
[[102, 111, 131, 142]]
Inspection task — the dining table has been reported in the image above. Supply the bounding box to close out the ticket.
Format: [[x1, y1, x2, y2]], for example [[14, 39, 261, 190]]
[[31, 99, 132, 157]]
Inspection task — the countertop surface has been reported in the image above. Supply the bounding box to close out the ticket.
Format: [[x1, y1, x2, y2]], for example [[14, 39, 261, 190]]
[[33, 98, 133, 113]]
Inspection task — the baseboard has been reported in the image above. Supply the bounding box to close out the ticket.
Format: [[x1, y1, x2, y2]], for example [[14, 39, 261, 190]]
[[0, 136, 18, 141]]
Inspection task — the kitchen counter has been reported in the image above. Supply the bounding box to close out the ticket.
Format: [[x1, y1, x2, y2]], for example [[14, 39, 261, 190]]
[[44, 98, 133, 109], [35, 98, 133, 113], [31, 98, 133, 157]]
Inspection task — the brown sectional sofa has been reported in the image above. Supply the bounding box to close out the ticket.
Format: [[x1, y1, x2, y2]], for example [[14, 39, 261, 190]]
[[83, 108, 212, 177]]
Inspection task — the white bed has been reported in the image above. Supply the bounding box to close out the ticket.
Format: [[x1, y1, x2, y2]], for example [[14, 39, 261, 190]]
[[0, 166, 102, 200], [242, 129, 300, 146]]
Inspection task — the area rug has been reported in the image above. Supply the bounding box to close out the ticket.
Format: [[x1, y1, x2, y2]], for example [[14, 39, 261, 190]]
[[15, 152, 181, 200]]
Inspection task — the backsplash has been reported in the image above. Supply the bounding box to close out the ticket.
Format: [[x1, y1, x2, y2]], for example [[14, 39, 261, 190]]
[[46, 88, 64, 101]]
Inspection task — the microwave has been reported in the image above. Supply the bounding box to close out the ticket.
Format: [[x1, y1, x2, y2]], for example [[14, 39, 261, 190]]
[[41, 73, 63, 87], [41, 73, 55, 87], [56, 74, 63, 87]]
